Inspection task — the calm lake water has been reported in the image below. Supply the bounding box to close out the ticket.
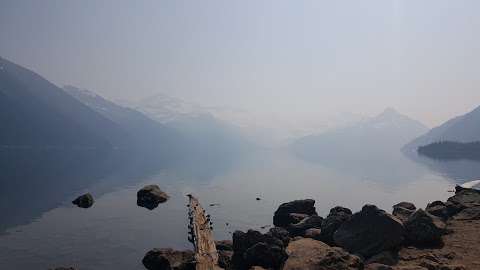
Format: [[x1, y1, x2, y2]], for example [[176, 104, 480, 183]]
[[0, 148, 477, 270]]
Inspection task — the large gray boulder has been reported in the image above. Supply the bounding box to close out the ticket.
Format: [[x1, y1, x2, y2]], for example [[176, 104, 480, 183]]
[[404, 209, 446, 246], [243, 242, 287, 269], [283, 238, 363, 270], [273, 199, 317, 227], [320, 206, 352, 245], [447, 186, 480, 210], [137, 185, 169, 210], [142, 248, 194, 270], [392, 202, 416, 223], [266, 227, 291, 247], [426, 201, 450, 220], [232, 229, 288, 269], [333, 204, 405, 258], [72, 193, 94, 208]]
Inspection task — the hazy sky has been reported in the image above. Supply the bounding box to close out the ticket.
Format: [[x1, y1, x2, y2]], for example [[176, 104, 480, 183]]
[[2, 0, 480, 127]]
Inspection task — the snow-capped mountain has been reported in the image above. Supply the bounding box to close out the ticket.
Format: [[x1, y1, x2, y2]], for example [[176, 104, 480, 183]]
[[291, 108, 428, 161]]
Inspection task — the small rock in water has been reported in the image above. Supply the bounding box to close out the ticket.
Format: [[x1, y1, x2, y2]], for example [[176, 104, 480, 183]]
[[256, 197, 261, 201], [137, 185, 169, 210], [72, 193, 94, 208]]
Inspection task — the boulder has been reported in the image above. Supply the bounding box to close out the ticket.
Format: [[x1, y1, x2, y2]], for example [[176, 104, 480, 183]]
[[243, 242, 288, 269], [142, 248, 194, 270], [404, 209, 446, 246], [216, 240, 233, 251], [266, 227, 291, 247], [425, 201, 450, 220], [232, 229, 288, 269], [320, 206, 352, 245], [283, 238, 363, 270], [72, 193, 94, 208], [273, 199, 317, 227], [304, 228, 322, 240], [453, 206, 480, 220], [333, 204, 405, 258], [287, 215, 323, 236], [392, 202, 416, 223], [137, 185, 169, 210], [447, 186, 480, 210]]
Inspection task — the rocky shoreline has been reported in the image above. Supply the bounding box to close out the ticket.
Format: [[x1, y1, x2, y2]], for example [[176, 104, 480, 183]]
[[142, 185, 480, 270]]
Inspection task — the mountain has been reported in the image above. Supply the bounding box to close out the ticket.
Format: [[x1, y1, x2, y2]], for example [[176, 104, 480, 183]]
[[404, 105, 480, 152], [132, 93, 206, 123], [0, 57, 128, 148], [291, 108, 428, 162], [63, 86, 180, 155], [125, 93, 254, 159], [418, 141, 480, 160]]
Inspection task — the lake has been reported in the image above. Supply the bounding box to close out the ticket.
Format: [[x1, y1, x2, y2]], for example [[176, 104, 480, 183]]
[[0, 148, 477, 270]]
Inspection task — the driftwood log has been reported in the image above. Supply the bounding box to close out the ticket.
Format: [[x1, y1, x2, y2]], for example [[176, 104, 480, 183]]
[[187, 194, 222, 270]]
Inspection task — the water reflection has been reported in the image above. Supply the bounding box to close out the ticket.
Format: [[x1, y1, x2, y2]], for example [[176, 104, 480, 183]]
[[406, 151, 480, 184], [0, 148, 463, 270]]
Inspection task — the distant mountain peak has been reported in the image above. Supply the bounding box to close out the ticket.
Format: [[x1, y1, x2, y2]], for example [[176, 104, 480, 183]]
[[380, 107, 398, 116], [376, 107, 403, 120]]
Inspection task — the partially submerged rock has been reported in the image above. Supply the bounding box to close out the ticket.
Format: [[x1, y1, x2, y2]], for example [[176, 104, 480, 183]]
[[72, 193, 94, 208], [142, 248, 194, 270], [137, 185, 169, 210], [404, 209, 446, 246], [392, 202, 416, 223], [283, 238, 363, 270], [334, 204, 405, 258], [320, 206, 352, 245], [273, 199, 317, 227]]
